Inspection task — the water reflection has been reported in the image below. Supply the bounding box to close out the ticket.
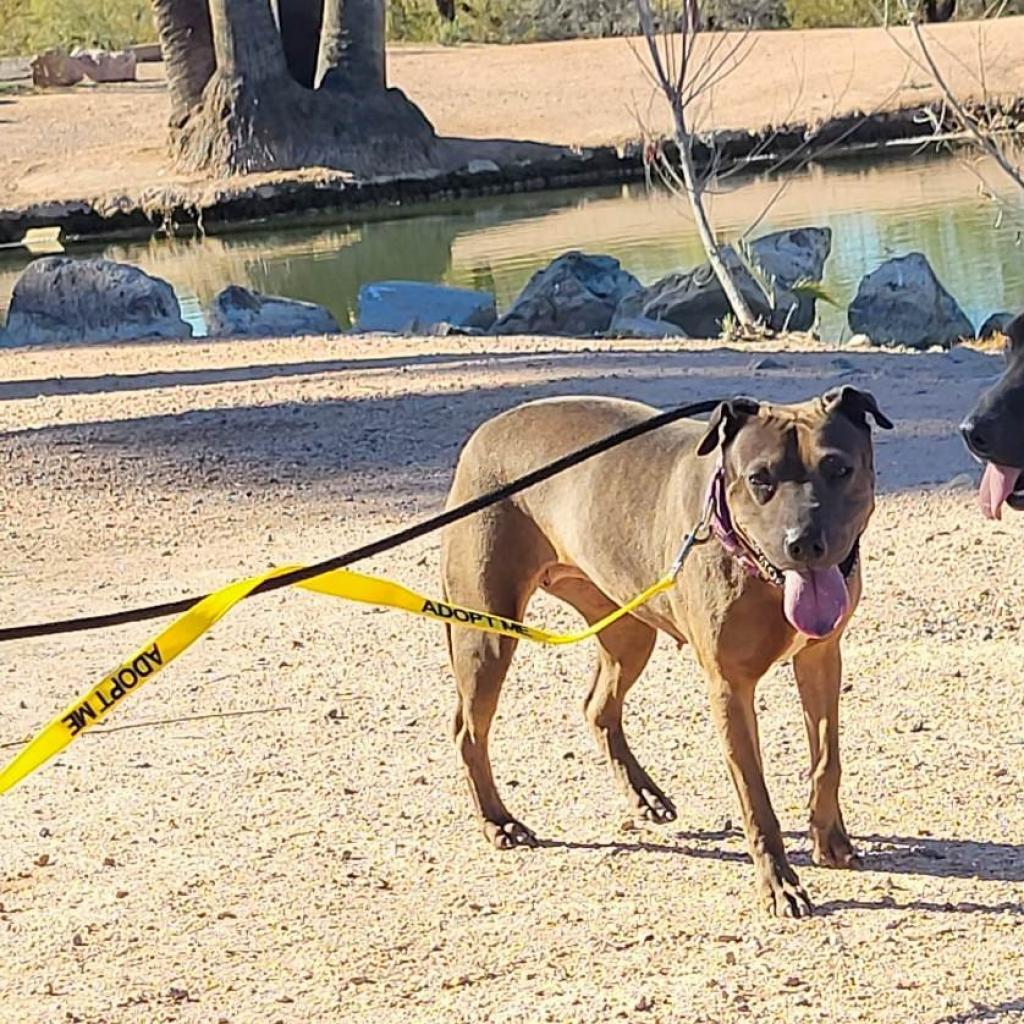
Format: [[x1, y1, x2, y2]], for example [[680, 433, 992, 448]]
[[1, 148, 1022, 340]]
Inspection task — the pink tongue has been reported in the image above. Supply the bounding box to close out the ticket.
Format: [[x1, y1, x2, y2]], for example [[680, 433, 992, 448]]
[[783, 567, 850, 638], [979, 463, 1019, 520]]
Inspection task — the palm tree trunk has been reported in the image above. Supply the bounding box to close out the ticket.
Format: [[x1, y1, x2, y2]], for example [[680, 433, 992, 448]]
[[170, 0, 436, 175], [174, 0, 300, 172], [275, 0, 324, 88], [151, 0, 215, 123], [210, 0, 290, 80], [317, 0, 386, 92]]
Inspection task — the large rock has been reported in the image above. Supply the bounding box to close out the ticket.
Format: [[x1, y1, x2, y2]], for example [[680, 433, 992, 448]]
[[355, 281, 496, 333], [494, 252, 642, 336], [620, 227, 832, 338], [72, 48, 137, 83], [30, 51, 85, 87], [0, 257, 191, 346], [207, 285, 339, 338], [847, 253, 974, 350]]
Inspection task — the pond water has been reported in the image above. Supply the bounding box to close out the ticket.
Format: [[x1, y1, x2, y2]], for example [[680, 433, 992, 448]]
[[1, 147, 1023, 341]]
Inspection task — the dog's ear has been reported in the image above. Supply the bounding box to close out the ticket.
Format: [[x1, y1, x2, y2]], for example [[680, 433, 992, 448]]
[[696, 397, 760, 456], [823, 386, 893, 431], [1005, 310, 1024, 357]]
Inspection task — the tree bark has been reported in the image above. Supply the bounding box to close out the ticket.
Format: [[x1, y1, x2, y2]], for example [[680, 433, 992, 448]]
[[317, 0, 386, 92], [923, 0, 956, 21], [175, 0, 305, 172], [676, 133, 757, 330], [276, 0, 324, 88], [166, 0, 440, 176], [150, 0, 215, 123], [635, 0, 757, 331], [210, 0, 290, 79]]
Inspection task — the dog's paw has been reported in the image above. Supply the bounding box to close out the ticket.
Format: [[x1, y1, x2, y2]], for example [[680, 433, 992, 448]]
[[758, 860, 814, 919], [483, 818, 538, 850], [636, 787, 677, 824], [811, 824, 861, 870]]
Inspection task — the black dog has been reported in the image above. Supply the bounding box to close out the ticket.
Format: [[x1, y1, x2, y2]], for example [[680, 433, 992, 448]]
[[961, 311, 1024, 518]]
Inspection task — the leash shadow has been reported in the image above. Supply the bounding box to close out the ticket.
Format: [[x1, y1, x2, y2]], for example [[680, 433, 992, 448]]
[[814, 896, 1024, 918], [542, 828, 1024, 917], [538, 826, 749, 866], [547, 828, 1024, 882], [927, 997, 1024, 1023]]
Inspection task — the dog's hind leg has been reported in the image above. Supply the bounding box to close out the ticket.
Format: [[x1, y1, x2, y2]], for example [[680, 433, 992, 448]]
[[443, 507, 552, 851], [449, 624, 536, 850], [544, 577, 671, 823]]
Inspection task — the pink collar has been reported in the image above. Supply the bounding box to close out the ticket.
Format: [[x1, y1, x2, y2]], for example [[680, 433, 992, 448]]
[[705, 460, 785, 586]]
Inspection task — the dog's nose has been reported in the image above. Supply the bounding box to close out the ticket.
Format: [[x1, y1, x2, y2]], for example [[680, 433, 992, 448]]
[[960, 416, 990, 457], [784, 530, 825, 563]]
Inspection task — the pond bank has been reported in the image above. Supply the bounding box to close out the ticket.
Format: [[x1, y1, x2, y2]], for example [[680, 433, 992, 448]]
[[3, 147, 1021, 343], [2, 102, 1022, 245]]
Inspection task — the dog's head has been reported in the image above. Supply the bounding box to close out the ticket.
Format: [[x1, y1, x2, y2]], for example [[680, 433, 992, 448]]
[[961, 312, 1024, 519], [697, 387, 892, 636]]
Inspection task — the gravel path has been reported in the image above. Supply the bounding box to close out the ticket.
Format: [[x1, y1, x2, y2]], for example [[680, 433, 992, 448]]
[[0, 334, 1022, 1023]]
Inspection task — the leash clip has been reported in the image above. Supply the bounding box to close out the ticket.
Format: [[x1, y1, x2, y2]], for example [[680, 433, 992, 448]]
[[668, 515, 712, 578]]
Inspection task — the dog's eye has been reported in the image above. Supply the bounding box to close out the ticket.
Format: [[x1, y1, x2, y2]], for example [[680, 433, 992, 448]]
[[821, 457, 852, 480]]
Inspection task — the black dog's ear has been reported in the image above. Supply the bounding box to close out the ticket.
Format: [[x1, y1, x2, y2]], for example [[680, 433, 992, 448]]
[[696, 397, 761, 456], [1005, 310, 1024, 356], [823, 386, 893, 430]]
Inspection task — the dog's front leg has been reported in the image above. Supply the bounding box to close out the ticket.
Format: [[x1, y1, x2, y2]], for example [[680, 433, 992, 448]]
[[706, 670, 813, 918], [793, 639, 860, 869]]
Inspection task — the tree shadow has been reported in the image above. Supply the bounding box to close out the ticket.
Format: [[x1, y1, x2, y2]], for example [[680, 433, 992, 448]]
[[0, 345, 990, 498], [0, 348, 575, 401], [435, 136, 584, 171]]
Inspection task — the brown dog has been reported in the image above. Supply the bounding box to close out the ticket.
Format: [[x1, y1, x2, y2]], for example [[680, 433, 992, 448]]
[[441, 387, 892, 916]]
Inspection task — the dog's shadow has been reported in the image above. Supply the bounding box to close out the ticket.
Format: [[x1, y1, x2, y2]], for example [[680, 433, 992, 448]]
[[541, 828, 1024, 917]]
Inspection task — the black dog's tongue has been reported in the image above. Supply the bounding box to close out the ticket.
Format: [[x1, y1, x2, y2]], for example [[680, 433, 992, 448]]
[[979, 463, 1020, 520], [782, 567, 850, 638]]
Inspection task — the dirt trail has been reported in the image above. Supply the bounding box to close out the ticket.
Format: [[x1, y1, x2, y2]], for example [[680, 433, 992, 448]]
[[3, 19, 1024, 208], [0, 333, 1022, 1023]]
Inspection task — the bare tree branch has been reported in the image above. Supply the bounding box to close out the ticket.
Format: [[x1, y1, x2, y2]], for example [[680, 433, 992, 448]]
[[634, 0, 758, 329], [906, 14, 1024, 192]]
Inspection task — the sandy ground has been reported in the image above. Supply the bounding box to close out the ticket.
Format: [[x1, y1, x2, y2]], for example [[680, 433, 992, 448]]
[[2, 19, 1024, 208], [1, 332, 1023, 1023]]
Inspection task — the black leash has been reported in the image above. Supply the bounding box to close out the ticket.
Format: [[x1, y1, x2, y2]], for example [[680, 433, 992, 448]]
[[0, 398, 724, 644]]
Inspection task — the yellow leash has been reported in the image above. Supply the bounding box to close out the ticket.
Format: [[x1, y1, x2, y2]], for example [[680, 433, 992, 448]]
[[0, 526, 709, 797]]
